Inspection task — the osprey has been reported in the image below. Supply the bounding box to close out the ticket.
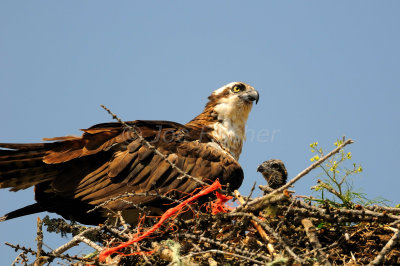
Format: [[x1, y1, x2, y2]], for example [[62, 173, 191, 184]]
[[0, 82, 259, 225], [257, 159, 288, 189]]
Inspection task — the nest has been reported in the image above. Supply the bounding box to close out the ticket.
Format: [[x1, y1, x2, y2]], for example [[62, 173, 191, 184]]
[[6, 183, 400, 266], [5, 131, 400, 265]]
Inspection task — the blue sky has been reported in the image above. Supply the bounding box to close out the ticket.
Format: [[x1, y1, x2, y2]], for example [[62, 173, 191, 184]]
[[1, 1, 399, 263]]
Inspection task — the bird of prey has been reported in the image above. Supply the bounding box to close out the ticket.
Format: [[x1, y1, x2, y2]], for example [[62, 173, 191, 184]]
[[257, 159, 288, 189], [0, 82, 259, 225]]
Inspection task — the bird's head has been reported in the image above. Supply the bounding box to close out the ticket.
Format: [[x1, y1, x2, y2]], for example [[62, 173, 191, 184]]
[[186, 82, 259, 159], [257, 159, 288, 189], [200, 82, 259, 159], [207, 82, 259, 121]]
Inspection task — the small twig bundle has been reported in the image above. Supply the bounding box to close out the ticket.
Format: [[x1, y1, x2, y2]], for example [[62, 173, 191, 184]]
[[5, 109, 400, 265]]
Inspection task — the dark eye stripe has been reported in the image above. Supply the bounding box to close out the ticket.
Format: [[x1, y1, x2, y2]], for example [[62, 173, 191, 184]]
[[231, 83, 245, 92]]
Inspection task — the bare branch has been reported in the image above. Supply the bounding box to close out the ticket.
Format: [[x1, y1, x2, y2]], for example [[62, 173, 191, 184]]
[[301, 218, 331, 265], [5, 243, 88, 263], [179, 232, 271, 262], [234, 190, 276, 256], [239, 139, 354, 213], [228, 212, 304, 263], [88, 191, 181, 213], [276, 138, 354, 194], [182, 249, 266, 264], [35, 217, 44, 261], [12, 252, 28, 266], [52, 227, 102, 255], [368, 228, 400, 265], [73, 236, 103, 252]]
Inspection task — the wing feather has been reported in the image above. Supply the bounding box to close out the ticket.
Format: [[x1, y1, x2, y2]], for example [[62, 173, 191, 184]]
[[1, 120, 244, 224], [108, 150, 137, 178]]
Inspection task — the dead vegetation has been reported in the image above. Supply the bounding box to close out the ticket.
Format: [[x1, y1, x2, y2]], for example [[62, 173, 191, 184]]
[[6, 184, 400, 265], [4, 108, 400, 265]]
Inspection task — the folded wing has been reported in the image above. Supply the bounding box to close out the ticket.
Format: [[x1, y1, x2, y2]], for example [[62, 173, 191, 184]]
[[0, 120, 243, 224]]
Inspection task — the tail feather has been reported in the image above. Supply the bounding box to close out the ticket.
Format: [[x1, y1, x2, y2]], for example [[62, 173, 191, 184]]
[[0, 203, 45, 222], [0, 157, 45, 171], [0, 143, 56, 191], [0, 150, 45, 161], [0, 142, 50, 150], [1, 173, 55, 191]]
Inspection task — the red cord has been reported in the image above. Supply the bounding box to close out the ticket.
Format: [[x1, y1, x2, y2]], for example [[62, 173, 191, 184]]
[[99, 179, 223, 261]]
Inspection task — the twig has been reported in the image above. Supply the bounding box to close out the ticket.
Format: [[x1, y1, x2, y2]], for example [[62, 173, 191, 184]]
[[36, 217, 44, 260], [228, 212, 304, 263], [365, 205, 400, 214], [301, 239, 342, 259], [234, 190, 276, 256], [240, 139, 354, 212], [74, 236, 103, 252], [88, 191, 181, 213], [42, 216, 88, 237], [117, 211, 130, 231], [368, 228, 400, 265], [390, 219, 400, 228], [182, 249, 264, 264], [274, 199, 295, 232], [301, 218, 331, 265], [233, 192, 289, 213], [52, 227, 102, 255], [12, 252, 28, 266], [243, 182, 257, 207], [102, 225, 130, 240], [5, 243, 88, 263], [315, 179, 350, 204], [275, 138, 353, 193], [282, 199, 400, 224], [357, 208, 400, 221], [179, 232, 271, 262], [134, 242, 152, 265]]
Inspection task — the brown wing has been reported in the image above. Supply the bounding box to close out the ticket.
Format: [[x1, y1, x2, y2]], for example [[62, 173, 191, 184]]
[[0, 120, 243, 224]]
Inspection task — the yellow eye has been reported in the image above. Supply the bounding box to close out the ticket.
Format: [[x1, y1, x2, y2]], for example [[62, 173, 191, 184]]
[[232, 86, 241, 93]]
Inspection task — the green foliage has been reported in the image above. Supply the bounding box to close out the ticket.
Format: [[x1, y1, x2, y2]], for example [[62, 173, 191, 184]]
[[308, 139, 388, 208]]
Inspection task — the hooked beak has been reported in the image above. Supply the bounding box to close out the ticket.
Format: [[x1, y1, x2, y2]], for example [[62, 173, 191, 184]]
[[257, 164, 264, 172], [240, 90, 259, 104]]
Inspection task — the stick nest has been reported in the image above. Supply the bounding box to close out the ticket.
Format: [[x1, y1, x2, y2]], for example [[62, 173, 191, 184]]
[[6, 188, 400, 266]]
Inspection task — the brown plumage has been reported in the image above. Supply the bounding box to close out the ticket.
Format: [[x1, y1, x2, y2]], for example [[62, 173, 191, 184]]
[[0, 82, 259, 225]]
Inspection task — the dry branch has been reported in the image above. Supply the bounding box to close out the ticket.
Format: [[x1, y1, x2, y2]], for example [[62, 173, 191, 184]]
[[301, 218, 331, 265], [35, 217, 43, 262], [368, 228, 400, 265], [234, 190, 276, 256], [5, 243, 89, 263], [11, 252, 28, 266], [3, 115, 399, 265], [275, 138, 354, 194], [235, 138, 354, 214], [182, 249, 265, 264], [51, 227, 102, 255], [228, 212, 304, 263], [6, 185, 400, 265]]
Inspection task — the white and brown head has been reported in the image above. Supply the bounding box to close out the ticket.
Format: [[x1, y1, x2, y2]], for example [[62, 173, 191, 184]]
[[187, 82, 259, 160]]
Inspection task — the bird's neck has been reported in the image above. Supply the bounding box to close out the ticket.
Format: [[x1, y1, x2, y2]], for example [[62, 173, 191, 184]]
[[186, 104, 250, 160]]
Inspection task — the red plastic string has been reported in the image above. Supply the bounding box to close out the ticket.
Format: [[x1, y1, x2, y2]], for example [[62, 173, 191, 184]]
[[211, 191, 233, 214], [99, 179, 222, 261]]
